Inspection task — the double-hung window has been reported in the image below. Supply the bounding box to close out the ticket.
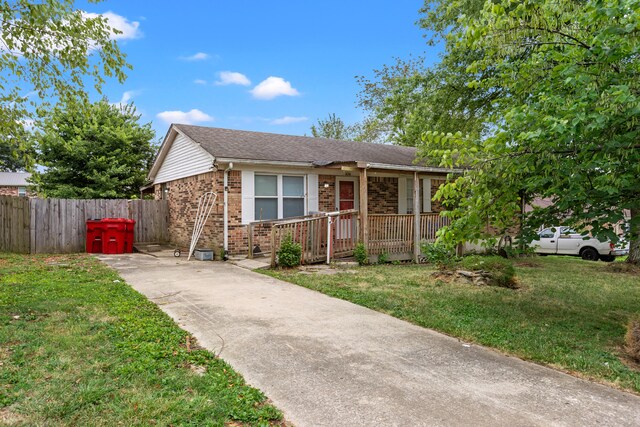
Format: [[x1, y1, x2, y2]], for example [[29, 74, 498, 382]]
[[17, 186, 27, 197], [254, 174, 305, 221]]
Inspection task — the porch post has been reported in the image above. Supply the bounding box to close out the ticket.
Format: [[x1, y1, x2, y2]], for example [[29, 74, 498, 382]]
[[359, 167, 369, 248], [413, 171, 421, 263]]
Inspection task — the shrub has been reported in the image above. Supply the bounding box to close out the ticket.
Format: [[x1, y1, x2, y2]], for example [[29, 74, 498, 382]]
[[277, 234, 302, 268], [354, 242, 369, 266], [458, 255, 517, 288], [421, 242, 457, 269], [377, 252, 389, 264], [626, 315, 640, 363]]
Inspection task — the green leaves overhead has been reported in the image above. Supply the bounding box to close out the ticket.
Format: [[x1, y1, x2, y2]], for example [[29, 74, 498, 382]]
[[421, 0, 640, 259], [0, 0, 129, 170]]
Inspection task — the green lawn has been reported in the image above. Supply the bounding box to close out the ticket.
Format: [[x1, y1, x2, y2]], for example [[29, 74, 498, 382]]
[[265, 256, 640, 393], [0, 254, 282, 426]]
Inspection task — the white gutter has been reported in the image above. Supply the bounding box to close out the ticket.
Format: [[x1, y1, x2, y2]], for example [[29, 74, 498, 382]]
[[215, 158, 313, 168], [357, 161, 464, 174], [223, 162, 234, 252]]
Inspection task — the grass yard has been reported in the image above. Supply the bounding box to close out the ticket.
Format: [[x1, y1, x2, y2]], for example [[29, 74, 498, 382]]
[[0, 254, 283, 426], [265, 256, 640, 394]]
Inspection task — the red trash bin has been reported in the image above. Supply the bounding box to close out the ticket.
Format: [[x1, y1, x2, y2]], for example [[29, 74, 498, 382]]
[[101, 218, 128, 254], [124, 219, 135, 253], [86, 219, 104, 253]]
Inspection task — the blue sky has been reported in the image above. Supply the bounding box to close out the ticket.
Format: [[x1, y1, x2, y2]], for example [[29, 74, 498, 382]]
[[82, 1, 441, 141]]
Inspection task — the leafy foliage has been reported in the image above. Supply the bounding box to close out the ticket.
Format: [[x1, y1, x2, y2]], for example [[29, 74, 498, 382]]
[[0, 0, 129, 170], [277, 234, 302, 268], [420, 241, 457, 268], [32, 99, 156, 199], [376, 251, 389, 264], [354, 242, 369, 265], [362, 0, 640, 262]]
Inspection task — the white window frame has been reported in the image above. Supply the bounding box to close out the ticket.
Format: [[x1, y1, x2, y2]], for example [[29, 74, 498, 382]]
[[254, 173, 306, 220], [17, 186, 27, 197]]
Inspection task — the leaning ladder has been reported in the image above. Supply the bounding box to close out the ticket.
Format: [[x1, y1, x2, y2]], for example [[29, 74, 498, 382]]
[[187, 192, 218, 261]]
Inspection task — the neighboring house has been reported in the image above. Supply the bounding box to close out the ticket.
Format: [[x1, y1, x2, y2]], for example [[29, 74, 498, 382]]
[[0, 172, 31, 197], [147, 124, 456, 257]]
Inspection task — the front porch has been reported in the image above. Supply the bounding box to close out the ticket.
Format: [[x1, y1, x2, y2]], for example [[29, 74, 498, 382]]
[[246, 165, 451, 265]]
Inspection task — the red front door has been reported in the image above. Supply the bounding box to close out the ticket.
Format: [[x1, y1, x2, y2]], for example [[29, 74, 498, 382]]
[[339, 181, 355, 210]]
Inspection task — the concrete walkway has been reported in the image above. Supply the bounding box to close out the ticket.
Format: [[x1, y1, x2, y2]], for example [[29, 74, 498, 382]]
[[99, 254, 640, 427]]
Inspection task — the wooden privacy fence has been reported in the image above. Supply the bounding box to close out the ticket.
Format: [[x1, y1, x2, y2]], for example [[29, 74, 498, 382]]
[[0, 196, 168, 254], [269, 210, 359, 267]]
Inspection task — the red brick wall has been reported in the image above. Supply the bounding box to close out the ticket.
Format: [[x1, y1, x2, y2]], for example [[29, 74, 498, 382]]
[[0, 186, 19, 196], [430, 178, 446, 213], [155, 170, 246, 255], [367, 177, 398, 214], [0, 186, 32, 197], [318, 175, 335, 212], [155, 172, 223, 252]]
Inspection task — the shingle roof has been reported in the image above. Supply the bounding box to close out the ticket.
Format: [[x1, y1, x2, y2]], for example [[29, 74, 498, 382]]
[[174, 124, 422, 166], [0, 172, 31, 186]]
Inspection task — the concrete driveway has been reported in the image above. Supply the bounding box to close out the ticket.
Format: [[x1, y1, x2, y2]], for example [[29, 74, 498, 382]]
[[99, 254, 640, 426]]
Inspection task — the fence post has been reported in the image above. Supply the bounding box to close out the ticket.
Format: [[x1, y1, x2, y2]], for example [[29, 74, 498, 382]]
[[247, 222, 253, 259], [413, 172, 421, 263], [326, 215, 333, 265], [270, 225, 277, 267]]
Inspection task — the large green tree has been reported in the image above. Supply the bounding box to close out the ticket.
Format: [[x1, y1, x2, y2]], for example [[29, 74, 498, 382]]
[[416, 0, 640, 263], [0, 0, 129, 169], [32, 99, 155, 199]]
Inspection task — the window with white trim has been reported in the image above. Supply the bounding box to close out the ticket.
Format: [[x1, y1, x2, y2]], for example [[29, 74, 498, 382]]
[[406, 179, 415, 214], [254, 174, 305, 221], [17, 186, 27, 197]]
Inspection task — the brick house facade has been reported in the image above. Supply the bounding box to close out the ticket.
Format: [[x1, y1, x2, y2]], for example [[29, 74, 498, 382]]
[[0, 172, 32, 197], [154, 170, 448, 255], [147, 125, 456, 256]]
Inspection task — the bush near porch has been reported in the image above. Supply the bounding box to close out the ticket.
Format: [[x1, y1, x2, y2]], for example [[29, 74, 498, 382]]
[[265, 256, 640, 394]]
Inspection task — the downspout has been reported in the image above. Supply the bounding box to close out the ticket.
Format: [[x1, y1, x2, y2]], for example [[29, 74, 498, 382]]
[[223, 162, 234, 254]]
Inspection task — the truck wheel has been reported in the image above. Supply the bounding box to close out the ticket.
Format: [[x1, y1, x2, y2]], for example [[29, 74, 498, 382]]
[[600, 255, 615, 262], [580, 247, 599, 261]]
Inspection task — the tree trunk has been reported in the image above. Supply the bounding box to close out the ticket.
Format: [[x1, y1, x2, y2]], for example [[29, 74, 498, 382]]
[[627, 208, 639, 264]]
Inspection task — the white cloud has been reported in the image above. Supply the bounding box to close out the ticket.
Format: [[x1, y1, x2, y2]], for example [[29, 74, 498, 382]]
[[270, 116, 308, 125], [250, 76, 300, 100], [215, 71, 251, 86], [193, 79, 207, 85], [83, 11, 142, 40], [156, 109, 214, 125], [111, 90, 139, 109], [180, 52, 210, 61]]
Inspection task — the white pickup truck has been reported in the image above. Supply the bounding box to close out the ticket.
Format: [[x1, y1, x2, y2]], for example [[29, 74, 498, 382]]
[[530, 226, 629, 262]]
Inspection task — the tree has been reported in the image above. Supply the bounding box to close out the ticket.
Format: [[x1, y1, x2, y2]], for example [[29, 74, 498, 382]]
[[415, 0, 640, 263], [32, 99, 155, 199], [310, 113, 354, 140], [356, 1, 496, 147], [0, 0, 129, 169]]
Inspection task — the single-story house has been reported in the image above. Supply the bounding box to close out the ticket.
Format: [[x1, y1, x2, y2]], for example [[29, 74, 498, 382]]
[[147, 124, 457, 259], [0, 172, 31, 197]]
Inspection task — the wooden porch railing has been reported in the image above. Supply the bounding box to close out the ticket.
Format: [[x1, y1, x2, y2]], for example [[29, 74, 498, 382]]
[[265, 211, 449, 266], [368, 213, 450, 257], [269, 210, 359, 267]]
